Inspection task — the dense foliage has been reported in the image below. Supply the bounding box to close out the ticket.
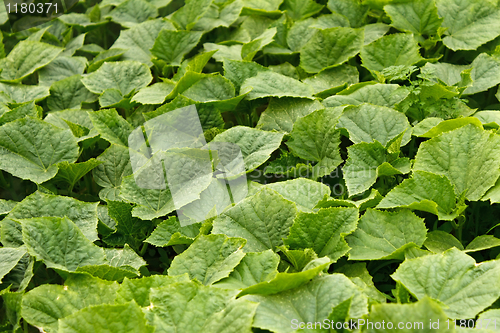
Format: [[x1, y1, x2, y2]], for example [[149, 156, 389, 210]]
[[2, 0, 500, 331]]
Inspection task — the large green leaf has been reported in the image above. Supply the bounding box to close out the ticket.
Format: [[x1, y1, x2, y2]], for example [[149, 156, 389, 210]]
[[0, 247, 27, 284], [146, 280, 255, 333], [107, 0, 158, 28], [286, 107, 344, 179], [299, 27, 364, 73], [436, 0, 500, 51], [0, 41, 62, 82], [337, 103, 411, 146], [344, 141, 411, 196], [0, 83, 50, 103], [111, 19, 174, 66], [88, 109, 134, 147], [240, 71, 315, 99], [360, 33, 423, 73], [21, 217, 106, 272], [38, 56, 87, 86], [59, 302, 154, 333], [346, 209, 427, 260], [211, 126, 284, 172], [364, 297, 454, 332], [47, 75, 96, 111], [413, 125, 500, 201], [256, 97, 323, 133], [327, 0, 368, 28], [266, 178, 331, 212], [284, 207, 359, 261], [168, 234, 246, 285], [392, 248, 500, 319], [243, 274, 368, 333], [212, 188, 297, 252], [145, 216, 201, 246], [0, 117, 79, 183], [151, 30, 204, 66], [81, 61, 152, 95], [282, 0, 323, 20], [93, 144, 133, 201], [170, 0, 213, 30], [22, 274, 119, 333], [1, 191, 98, 247], [323, 84, 410, 109], [302, 64, 359, 98], [384, 0, 443, 36], [377, 171, 466, 220], [214, 250, 280, 289]]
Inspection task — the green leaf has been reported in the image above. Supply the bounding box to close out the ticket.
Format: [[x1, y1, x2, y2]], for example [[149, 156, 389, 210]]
[[47, 75, 96, 111], [0, 41, 62, 82], [212, 126, 284, 172], [413, 124, 500, 201], [171, 0, 213, 30], [344, 141, 411, 196], [116, 274, 190, 306], [146, 280, 245, 332], [104, 200, 153, 251], [0, 247, 27, 283], [54, 159, 103, 189], [181, 74, 235, 102], [286, 107, 344, 179], [88, 49, 127, 73], [107, 0, 158, 28], [266, 178, 331, 212], [214, 250, 279, 289], [111, 19, 175, 66], [59, 302, 154, 333], [346, 209, 427, 260], [38, 56, 87, 86], [391, 248, 500, 319], [222, 58, 269, 93], [337, 103, 411, 146], [256, 97, 323, 133], [299, 27, 364, 73], [192, 1, 243, 31], [243, 274, 368, 332], [88, 109, 134, 147], [168, 234, 246, 285], [212, 188, 297, 252], [384, 0, 443, 36], [282, 0, 323, 20], [363, 23, 390, 45], [22, 274, 119, 332], [145, 216, 201, 246], [377, 171, 465, 220], [415, 117, 483, 138], [463, 53, 500, 95], [1, 191, 99, 247], [21, 217, 106, 272], [0, 117, 79, 184], [241, 27, 277, 61], [93, 144, 133, 201], [364, 297, 454, 333], [436, 0, 500, 51], [285, 207, 358, 261], [423, 230, 464, 252], [131, 82, 175, 105], [81, 61, 152, 95], [241, 71, 315, 99], [151, 30, 204, 66], [360, 33, 424, 73], [327, 0, 368, 28], [0, 83, 50, 103], [323, 83, 410, 108], [302, 64, 359, 98], [335, 262, 387, 303], [238, 257, 331, 296], [0, 101, 41, 126], [465, 235, 500, 253]]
